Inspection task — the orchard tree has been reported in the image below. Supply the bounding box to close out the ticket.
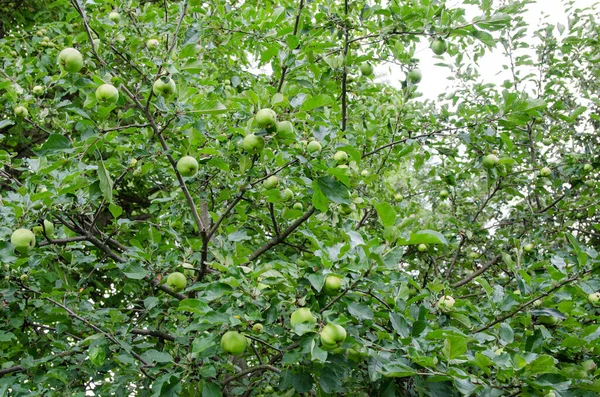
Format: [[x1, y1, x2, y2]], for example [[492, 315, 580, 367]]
[[1, 0, 600, 396]]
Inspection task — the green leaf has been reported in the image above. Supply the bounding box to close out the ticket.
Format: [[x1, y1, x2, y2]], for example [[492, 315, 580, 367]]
[[88, 344, 106, 367], [97, 159, 113, 203], [498, 323, 514, 344], [188, 100, 227, 115], [316, 176, 350, 204], [202, 382, 222, 397], [34, 134, 72, 155], [443, 335, 467, 359], [301, 94, 333, 111], [524, 355, 557, 376], [142, 349, 173, 363], [398, 230, 448, 245], [178, 299, 211, 315], [381, 362, 418, 378], [374, 202, 396, 227]]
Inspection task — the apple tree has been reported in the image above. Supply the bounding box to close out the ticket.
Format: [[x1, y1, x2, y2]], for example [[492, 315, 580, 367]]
[[1, 0, 600, 396]]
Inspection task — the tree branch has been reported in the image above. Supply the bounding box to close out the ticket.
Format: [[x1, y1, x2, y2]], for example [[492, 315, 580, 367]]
[[451, 254, 501, 288]]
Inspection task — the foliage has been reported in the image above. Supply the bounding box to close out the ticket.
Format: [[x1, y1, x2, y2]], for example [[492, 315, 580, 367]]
[[1, 0, 600, 396]]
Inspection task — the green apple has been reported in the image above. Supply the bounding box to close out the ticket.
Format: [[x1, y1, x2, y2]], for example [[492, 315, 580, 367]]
[[588, 292, 600, 305], [255, 108, 277, 130], [468, 251, 480, 259], [544, 392, 556, 397], [58, 48, 83, 73], [523, 243, 534, 252], [542, 138, 553, 145], [323, 275, 342, 295], [361, 169, 370, 177], [407, 69, 422, 84], [108, 11, 121, 22], [176, 156, 199, 177], [115, 33, 126, 43], [166, 272, 186, 292], [431, 38, 447, 55], [95, 84, 119, 105], [586, 180, 595, 187], [11, 228, 36, 254], [221, 331, 246, 355], [320, 324, 347, 349], [280, 188, 293, 202], [417, 243, 427, 252], [182, 262, 195, 278], [153, 77, 176, 98], [290, 308, 316, 326], [252, 323, 263, 333], [394, 193, 403, 200], [482, 154, 499, 168], [33, 220, 54, 237], [307, 140, 322, 154], [584, 163, 593, 172], [537, 315, 559, 326], [14, 106, 28, 118], [243, 134, 264, 153], [263, 175, 279, 189], [36, 30, 43, 37], [540, 167, 552, 177], [360, 62, 373, 76], [293, 202, 303, 211], [440, 189, 449, 199], [438, 295, 455, 312], [533, 299, 543, 307], [276, 120, 294, 136], [146, 39, 159, 50], [333, 150, 348, 163], [32, 85, 44, 96], [93, 38, 101, 48], [41, 41, 48, 47]]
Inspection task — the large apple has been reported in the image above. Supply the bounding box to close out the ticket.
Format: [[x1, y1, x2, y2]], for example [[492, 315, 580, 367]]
[[407, 69, 422, 84], [307, 140, 322, 154], [14, 106, 28, 118], [32, 85, 44, 96], [588, 292, 600, 305], [95, 84, 119, 105], [263, 175, 279, 189], [540, 167, 552, 177], [152, 76, 176, 98], [280, 188, 294, 202], [166, 272, 186, 292], [146, 39, 159, 50], [176, 156, 199, 177], [11, 228, 36, 254], [430, 38, 447, 55], [276, 120, 294, 136], [108, 11, 121, 22], [323, 275, 342, 295], [290, 308, 316, 326], [58, 48, 83, 73], [320, 323, 347, 349], [438, 295, 455, 312], [33, 220, 54, 237], [482, 154, 499, 168], [333, 150, 348, 163], [221, 331, 246, 355], [293, 202, 303, 211], [242, 134, 264, 153], [360, 62, 373, 76], [255, 108, 277, 130]]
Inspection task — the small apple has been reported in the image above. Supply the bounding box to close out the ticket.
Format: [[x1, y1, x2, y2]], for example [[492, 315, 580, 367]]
[[360, 62, 373, 76], [307, 140, 322, 154], [588, 292, 600, 305], [544, 392, 556, 397], [166, 272, 186, 292], [255, 108, 277, 130], [361, 169, 370, 177], [263, 175, 279, 189], [252, 323, 264, 333], [438, 295, 455, 312], [43, 36, 50, 42], [32, 220, 54, 237], [320, 323, 347, 349], [276, 120, 294, 136], [14, 106, 28, 118], [95, 84, 119, 105], [290, 308, 316, 326], [323, 275, 342, 295], [176, 156, 199, 177], [439, 189, 449, 199], [533, 299, 543, 307], [468, 252, 479, 259], [394, 193, 403, 200], [542, 138, 553, 145], [293, 202, 303, 211], [407, 69, 422, 84], [242, 134, 264, 153], [430, 38, 447, 55], [537, 315, 559, 326], [58, 48, 83, 73], [115, 33, 126, 43], [584, 163, 593, 172], [585, 180, 595, 187], [280, 188, 294, 202], [482, 154, 499, 168], [40, 41, 48, 47], [108, 11, 121, 22], [153, 76, 176, 98], [36, 31, 43, 37], [221, 331, 246, 355], [540, 167, 552, 177], [523, 243, 534, 252], [417, 243, 427, 252], [11, 228, 36, 254], [146, 39, 159, 50], [333, 150, 348, 163], [32, 85, 44, 96]]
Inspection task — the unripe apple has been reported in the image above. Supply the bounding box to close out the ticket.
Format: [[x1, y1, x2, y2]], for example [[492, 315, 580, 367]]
[[584, 163, 593, 172], [95, 84, 119, 105], [469, 251, 479, 259], [32, 220, 54, 237], [36, 30, 43, 37], [407, 69, 422, 84], [523, 243, 534, 252], [252, 323, 263, 333], [153, 76, 176, 98], [360, 62, 373, 76], [542, 138, 553, 145], [290, 308, 316, 326], [108, 11, 121, 22], [430, 38, 447, 55], [588, 292, 600, 305], [263, 175, 279, 189], [417, 243, 427, 252], [307, 140, 322, 154], [14, 106, 28, 118], [323, 275, 342, 295], [544, 392, 556, 397], [293, 202, 303, 211], [439, 189, 449, 199], [221, 331, 246, 355], [438, 295, 455, 312], [540, 167, 552, 177], [333, 150, 348, 163], [361, 169, 370, 177], [255, 108, 277, 130], [280, 188, 293, 202], [115, 33, 126, 43], [32, 85, 44, 96], [166, 272, 186, 292], [533, 299, 543, 307], [242, 134, 264, 153], [537, 315, 559, 326], [146, 39, 159, 50], [176, 156, 199, 177], [482, 154, 499, 168], [276, 120, 294, 136], [394, 193, 403, 200], [58, 48, 83, 73], [11, 228, 36, 254], [320, 324, 347, 349], [586, 180, 595, 188]]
